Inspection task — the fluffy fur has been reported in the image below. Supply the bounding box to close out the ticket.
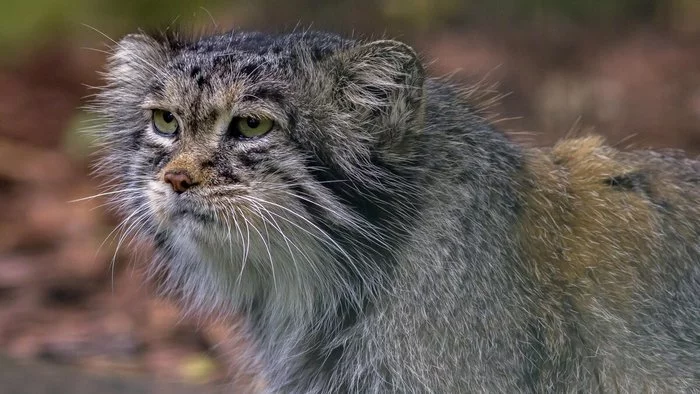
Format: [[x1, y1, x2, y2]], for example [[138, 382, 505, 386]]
[[90, 30, 700, 392]]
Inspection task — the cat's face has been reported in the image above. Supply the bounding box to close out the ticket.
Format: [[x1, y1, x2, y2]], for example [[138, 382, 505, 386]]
[[92, 30, 424, 314]]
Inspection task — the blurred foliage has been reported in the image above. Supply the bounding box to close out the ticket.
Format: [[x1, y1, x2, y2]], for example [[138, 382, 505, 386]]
[[2, 0, 699, 58], [1, 1, 234, 56], [381, 0, 700, 30], [180, 354, 219, 384]]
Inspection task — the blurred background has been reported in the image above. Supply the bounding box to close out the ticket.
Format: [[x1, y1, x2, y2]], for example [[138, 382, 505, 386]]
[[0, 0, 699, 392]]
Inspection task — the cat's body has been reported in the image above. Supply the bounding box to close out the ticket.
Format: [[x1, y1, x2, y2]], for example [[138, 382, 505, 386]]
[[92, 30, 700, 392]]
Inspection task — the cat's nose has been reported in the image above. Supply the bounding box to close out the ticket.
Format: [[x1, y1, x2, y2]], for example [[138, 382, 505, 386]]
[[164, 170, 196, 193]]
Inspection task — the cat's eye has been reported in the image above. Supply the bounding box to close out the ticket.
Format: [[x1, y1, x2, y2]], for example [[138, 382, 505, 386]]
[[230, 116, 274, 139], [152, 109, 179, 135]]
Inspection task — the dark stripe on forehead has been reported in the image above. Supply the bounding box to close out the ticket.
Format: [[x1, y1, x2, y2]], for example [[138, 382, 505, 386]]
[[234, 57, 275, 82], [188, 64, 209, 88], [249, 86, 285, 103], [149, 79, 166, 97]]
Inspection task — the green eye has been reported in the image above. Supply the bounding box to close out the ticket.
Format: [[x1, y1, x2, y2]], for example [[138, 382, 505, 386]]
[[231, 116, 274, 139], [152, 109, 179, 135]]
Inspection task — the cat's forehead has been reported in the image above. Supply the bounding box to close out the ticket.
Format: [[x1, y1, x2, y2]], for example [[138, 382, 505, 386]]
[[144, 31, 353, 115], [166, 30, 352, 75]]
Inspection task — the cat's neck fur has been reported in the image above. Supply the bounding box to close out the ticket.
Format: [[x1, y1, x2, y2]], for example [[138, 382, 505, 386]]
[[230, 78, 527, 392]]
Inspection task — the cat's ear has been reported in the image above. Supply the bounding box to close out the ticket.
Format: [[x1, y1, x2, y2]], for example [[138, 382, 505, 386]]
[[327, 40, 425, 142], [107, 33, 167, 82]]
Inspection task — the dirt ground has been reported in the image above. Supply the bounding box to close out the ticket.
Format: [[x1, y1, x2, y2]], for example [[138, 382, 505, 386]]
[[0, 28, 698, 390]]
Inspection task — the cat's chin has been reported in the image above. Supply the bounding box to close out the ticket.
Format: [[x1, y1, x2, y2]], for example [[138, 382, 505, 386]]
[[162, 209, 233, 244], [148, 187, 228, 228]]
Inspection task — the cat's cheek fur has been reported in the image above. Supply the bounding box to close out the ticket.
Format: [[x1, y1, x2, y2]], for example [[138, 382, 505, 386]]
[[151, 201, 338, 320]]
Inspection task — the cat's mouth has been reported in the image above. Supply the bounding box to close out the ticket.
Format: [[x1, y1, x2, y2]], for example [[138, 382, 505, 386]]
[[147, 181, 280, 234], [166, 195, 233, 225], [148, 187, 253, 230], [147, 185, 216, 224]]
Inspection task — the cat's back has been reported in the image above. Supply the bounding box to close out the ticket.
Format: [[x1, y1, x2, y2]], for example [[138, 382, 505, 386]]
[[356, 135, 700, 392], [519, 136, 700, 286], [518, 136, 700, 391]]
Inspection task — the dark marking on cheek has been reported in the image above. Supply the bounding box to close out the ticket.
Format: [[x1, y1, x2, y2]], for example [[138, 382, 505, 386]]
[[218, 166, 243, 184], [125, 126, 145, 152], [239, 153, 262, 169], [146, 150, 169, 172], [154, 231, 168, 250], [142, 140, 166, 150], [288, 181, 323, 219], [304, 151, 422, 241], [248, 144, 273, 155], [288, 113, 298, 130], [210, 154, 244, 184], [278, 173, 297, 186], [237, 145, 272, 169]]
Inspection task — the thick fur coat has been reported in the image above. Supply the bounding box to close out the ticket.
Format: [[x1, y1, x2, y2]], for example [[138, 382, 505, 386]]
[[91, 30, 700, 392]]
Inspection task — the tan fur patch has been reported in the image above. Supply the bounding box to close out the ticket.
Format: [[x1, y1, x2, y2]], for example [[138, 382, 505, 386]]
[[160, 151, 213, 186], [518, 136, 660, 307]]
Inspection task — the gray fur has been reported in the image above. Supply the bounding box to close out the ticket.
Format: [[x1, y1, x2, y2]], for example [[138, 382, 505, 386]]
[[90, 30, 700, 393]]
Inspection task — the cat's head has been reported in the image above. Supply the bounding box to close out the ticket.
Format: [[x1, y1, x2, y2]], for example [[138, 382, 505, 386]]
[[91, 30, 425, 316]]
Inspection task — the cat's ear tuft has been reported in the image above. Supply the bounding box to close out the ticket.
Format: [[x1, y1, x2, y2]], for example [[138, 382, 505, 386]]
[[107, 33, 166, 81], [328, 40, 425, 141]]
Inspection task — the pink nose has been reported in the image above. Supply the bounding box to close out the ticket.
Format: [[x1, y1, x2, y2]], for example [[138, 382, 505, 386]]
[[164, 170, 195, 193]]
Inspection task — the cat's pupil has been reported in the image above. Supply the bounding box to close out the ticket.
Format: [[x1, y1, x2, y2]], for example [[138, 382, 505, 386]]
[[162, 111, 175, 123], [246, 117, 260, 128]]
